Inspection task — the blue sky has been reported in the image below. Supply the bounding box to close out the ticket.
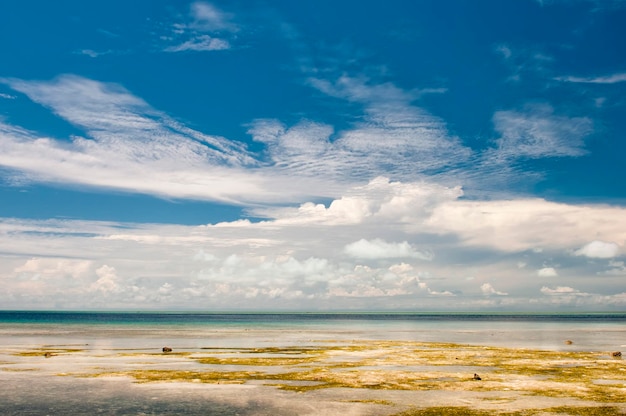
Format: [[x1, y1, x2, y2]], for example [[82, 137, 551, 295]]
[[1, 0, 625, 311]]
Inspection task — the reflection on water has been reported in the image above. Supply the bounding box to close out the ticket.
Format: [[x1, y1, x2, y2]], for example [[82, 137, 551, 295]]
[[1, 313, 624, 415], [1, 313, 624, 351]]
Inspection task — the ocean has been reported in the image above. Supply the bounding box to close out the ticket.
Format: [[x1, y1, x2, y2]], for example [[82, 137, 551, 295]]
[[1, 312, 624, 415], [1, 311, 624, 351]]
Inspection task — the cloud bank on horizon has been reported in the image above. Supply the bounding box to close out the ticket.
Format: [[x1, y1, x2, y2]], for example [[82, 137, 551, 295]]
[[0, 0, 624, 310]]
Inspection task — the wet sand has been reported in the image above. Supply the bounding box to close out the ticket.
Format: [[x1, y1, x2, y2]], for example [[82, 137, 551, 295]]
[[1, 334, 625, 415]]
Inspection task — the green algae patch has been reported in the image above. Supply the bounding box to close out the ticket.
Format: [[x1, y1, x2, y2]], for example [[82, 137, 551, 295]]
[[194, 355, 320, 367], [392, 406, 626, 416], [343, 399, 395, 406], [116, 351, 193, 358], [392, 407, 515, 416], [94, 369, 265, 385], [193, 345, 341, 367], [51, 340, 626, 411], [1, 367, 40, 372], [14, 348, 85, 357], [541, 406, 626, 415]]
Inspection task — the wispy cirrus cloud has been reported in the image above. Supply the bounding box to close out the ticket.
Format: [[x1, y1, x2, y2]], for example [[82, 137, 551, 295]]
[[164, 2, 237, 53], [491, 104, 593, 159], [555, 72, 626, 84], [250, 75, 472, 184], [493, 44, 554, 83], [251, 73, 593, 196], [190, 1, 237, 32], [0, 72, 604, 207], [0, 75, 275, 203], [164, 35, 230, 52], [76, 49, 112, 58]]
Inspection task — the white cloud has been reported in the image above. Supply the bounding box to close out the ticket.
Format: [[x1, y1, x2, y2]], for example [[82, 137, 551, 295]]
[[164, 2, 236, 53], [344, 239, 432, 260], [425, 288, 455, 297], [0, 175, 621, 309], [190, 2, 236, 32], [252, 177, 464, 227], [0, 92, 16, 99], [164, 35, 230, 52], [77, 49, 111, 58], [426, 197, 626, 253], [556, 72, 626, 84], [537, 267, 558, 277], [248, 119, 335, 177], [0, 75, 340, 204], [492, 104, 592, 159], [90, 265, 123, 294], [495, 44, 512, 60], [2, 209, 626, 310], [1, 75, 476, 205], [481, 283, 508, 296], [574, 240, 620, 259], [602, 261, 626, 276], [289, 75, 473, 179], [1, 74, 602, 208], [540, 286, 587, 296], [15, 257, 92, 280]]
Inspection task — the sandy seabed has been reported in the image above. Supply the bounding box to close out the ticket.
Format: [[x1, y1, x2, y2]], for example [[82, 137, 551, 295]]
[[1, 330, 625, 415]]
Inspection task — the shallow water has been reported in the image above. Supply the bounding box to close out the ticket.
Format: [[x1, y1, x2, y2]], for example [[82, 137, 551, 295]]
[[1, 312, 624, 415]]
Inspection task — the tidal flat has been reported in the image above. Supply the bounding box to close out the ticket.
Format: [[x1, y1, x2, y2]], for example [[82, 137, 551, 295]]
[[1, 338, 625, 415]]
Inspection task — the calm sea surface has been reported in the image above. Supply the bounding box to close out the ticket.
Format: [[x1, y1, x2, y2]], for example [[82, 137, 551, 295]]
[[1, 311, 624, 351]]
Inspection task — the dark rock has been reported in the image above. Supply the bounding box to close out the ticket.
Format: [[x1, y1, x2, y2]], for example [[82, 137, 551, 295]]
[[564, 340, 573, 345], [611, 351, 622, 358], [473, 373, 481, 380], [162, 347, 172, 353]]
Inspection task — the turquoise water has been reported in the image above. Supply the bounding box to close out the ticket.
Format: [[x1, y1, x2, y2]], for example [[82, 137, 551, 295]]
[[1, 311, 624, 351]]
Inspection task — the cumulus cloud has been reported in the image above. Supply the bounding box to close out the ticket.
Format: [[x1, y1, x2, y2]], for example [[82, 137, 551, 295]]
[[2, 208, 626, 309], [481, 283, 508, 296], [0, 116, 625, 312], [574, 240, 620, 259], [90, 265, 123, 294], [344, 239, 432, 260], [426, 198, 626, 253], [1, 3, 624, 312], [14, 257, 92, 280], [537, 267, 558, 277]]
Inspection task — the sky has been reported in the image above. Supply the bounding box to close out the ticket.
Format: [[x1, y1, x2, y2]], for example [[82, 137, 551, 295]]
[[0, 0, 625, 311]]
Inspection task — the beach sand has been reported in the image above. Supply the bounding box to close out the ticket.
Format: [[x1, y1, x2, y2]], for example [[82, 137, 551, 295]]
[[1, 334, 625, 415]]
